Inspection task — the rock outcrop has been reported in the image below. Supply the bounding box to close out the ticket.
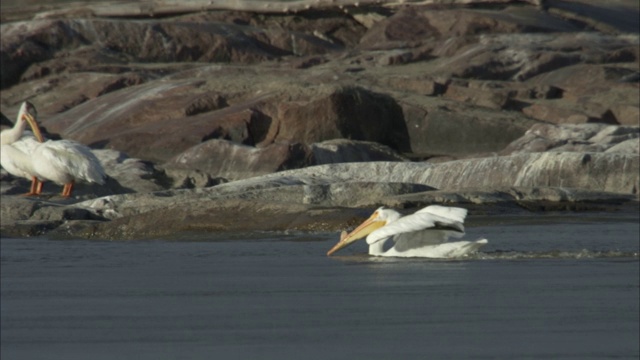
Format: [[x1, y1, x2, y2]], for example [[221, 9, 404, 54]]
[[1, 0, 638, 239]]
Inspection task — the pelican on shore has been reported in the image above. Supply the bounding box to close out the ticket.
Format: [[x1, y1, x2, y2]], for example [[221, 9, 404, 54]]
[[2, 101, 106, 197], [31, 138, 107, 197], [327, 205, 488, 258], [0, 102, 46, 195]]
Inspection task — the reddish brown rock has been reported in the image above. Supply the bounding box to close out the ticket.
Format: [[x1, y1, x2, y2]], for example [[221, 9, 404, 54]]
[[269, 86, 410, 153], [527, 64, 639, 100], [358, 6, 575, 51], [611, 104, 640, 126], [443, 85, 509, 110], [522, 102, 618, 125], [163, 139, 313, 183], [0, 16, 348, 88], [441, 33, 638, 81], [1, 0, 638, 194], [465, 81, 563, 101], [385, 76, 443, 96], [36, 81, 411, 162]]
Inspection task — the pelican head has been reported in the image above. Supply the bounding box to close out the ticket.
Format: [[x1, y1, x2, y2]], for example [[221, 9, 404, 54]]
[[327, 207, 401, 256], [1, 101, 43, 145], [18, 101, 44, 142]]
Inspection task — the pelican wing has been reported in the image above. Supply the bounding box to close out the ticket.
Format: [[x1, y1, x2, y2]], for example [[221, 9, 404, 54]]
[[367, 209, 465, 246], [365, 206, 467, 255], [392, 226, 465, 253], [36, 140, 106, 184], [1, 144, 31, 179], [416, 205, 467, 223]]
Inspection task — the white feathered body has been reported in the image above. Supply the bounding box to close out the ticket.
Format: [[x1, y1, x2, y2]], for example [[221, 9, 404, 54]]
[[0, 132, 41, 181], [366, 205, 488, 258], [32, 140, 106, 186]]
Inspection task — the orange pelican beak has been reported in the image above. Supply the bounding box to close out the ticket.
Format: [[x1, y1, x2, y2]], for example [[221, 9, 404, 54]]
[[21, 112, 44, 143], [327, 212, 387, 256]]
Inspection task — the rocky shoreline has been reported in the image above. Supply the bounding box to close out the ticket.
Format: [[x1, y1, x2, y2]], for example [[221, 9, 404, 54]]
[[1, 0, 638, 239]]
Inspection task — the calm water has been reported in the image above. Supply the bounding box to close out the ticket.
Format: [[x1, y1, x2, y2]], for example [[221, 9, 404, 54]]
[[2, 213, 639, 360]]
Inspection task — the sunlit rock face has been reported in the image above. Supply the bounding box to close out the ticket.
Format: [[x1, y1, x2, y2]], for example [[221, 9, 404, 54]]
[[1, 0, 638, 239]]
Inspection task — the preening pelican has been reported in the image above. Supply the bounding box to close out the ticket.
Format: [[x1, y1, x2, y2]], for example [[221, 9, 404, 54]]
[[1, 101, 106, 197], [327, 205, 488, 258], [0, 102, 45, 195], [22, 103, 106, 198]]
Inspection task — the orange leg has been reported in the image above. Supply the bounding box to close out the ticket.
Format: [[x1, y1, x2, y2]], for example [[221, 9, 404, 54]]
[[35, 180, 44, 195], [22, 176, 41, 197], [61, 181, 75, 198]]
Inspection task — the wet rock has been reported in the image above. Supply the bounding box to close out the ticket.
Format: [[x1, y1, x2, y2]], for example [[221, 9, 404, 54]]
[[1, 219, 64, 238], [0, 196, 42, 226], [2, 156, 637, 239], [78, 153, 639, 227]]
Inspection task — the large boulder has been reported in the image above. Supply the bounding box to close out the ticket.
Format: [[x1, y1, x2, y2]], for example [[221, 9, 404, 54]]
[[258, 155, 638, 195], [163, 139, 313, 185], [398, 96, 539, 158], [163, 138, 407, 186], [82, 152, 640, 224], [525, 64, 640, 125], [264, 85, 410, 152], [36, 82, 410, 162]]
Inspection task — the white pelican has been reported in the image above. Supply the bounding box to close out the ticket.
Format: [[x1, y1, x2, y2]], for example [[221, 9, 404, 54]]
[[327, 205, 488, 258], [0, 102, 45, 195], [23, 103, 107, 198]]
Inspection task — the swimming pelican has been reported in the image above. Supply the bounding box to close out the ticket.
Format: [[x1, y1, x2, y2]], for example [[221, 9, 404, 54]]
[[327, 205, 488, 258], [22, 103, 107, 198], [0, 102, 46, 195]]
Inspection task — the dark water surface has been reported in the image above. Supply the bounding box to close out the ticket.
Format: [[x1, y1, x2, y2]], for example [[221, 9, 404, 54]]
[[2, 214, 639, 359]]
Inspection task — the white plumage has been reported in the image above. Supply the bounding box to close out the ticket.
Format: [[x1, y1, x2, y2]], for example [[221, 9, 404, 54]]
[[31, 139, 106, 196], [327, 205, 488, 258], [1, 132, 41, 180], [1, 101, 106, 197], [1, 102, 45, 195]]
